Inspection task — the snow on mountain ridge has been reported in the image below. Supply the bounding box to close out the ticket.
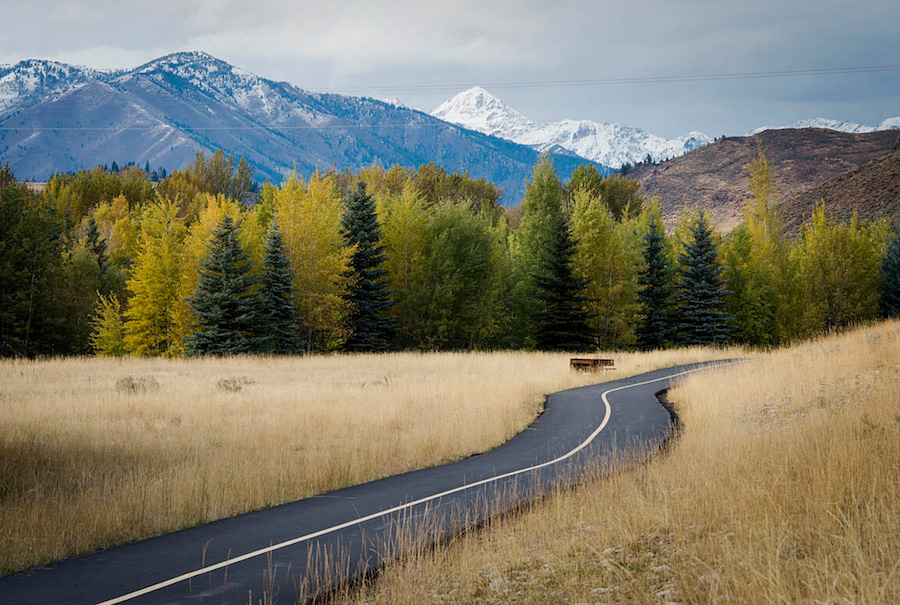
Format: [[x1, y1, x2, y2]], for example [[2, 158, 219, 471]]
[[750, 117, 900, 135], [0, 59, 107, 115], [432, 87, 536, 140], [432, 87, 711, 168]]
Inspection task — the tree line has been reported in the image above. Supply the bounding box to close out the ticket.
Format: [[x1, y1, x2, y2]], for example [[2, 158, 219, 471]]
[[1, 147, 899, 358]]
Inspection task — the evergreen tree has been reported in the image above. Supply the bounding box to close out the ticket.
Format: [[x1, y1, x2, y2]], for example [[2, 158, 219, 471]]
[[340, 182, 396, 352], [185, 215, 261, 355], [882, 222, 900, 318], [510, 153, 566, 347], [532, 216, 592, 351], [636, 214, 675, 349], [674, 213, 732, 346], [258, 216, 304, 354], [83, 216, 108, 270]]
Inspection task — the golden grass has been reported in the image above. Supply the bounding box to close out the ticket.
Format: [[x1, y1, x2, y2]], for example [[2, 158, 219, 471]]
[[335, 321, 900, 605], [0, 347, 736, 575]]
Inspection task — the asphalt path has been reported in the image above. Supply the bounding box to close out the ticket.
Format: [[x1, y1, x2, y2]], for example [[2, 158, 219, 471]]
[[0, 359, 738, 604]]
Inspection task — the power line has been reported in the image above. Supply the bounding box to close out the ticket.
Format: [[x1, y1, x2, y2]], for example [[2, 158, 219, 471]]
[[3, 97, 899, 133], [315, 64, 900, 93]]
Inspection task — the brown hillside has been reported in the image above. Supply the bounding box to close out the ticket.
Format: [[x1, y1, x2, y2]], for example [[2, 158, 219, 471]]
[[629, 128, 899, 232], [782, 147, 900, 236]]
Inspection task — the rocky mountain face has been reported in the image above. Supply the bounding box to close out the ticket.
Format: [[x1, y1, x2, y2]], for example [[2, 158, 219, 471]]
[[626, 128, 900, 233], [432, 86, 713, 168], [0, 52, 604, 205]]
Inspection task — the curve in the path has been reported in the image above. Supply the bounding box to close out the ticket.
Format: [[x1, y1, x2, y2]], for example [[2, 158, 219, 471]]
[[0, 359, 739, 605]]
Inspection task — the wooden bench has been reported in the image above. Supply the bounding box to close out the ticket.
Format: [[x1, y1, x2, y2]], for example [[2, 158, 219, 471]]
[[570, 357, 616, 372]]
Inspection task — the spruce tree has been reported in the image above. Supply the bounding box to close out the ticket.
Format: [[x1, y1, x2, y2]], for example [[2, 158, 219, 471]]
[[636, 215, 675, 349], [674, 213, 733, 345], [881, 222, 900, 318], [532, 217, 593, 351], [340, 182, 397, 352], [258, 216, 304, 354], [185, 215, 260, 355], [83, 216, 108, 271]]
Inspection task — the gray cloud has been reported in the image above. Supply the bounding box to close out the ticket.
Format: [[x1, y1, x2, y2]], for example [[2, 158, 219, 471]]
[[1, 0, 898, 136]]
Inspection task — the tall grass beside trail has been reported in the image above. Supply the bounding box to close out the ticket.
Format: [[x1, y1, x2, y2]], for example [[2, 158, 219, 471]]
[[334, 321, 900, 605], [0, 347, 735, 575]]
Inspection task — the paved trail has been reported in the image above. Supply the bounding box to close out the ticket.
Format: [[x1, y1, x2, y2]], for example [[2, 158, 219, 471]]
[[0, 360, 737, 604]]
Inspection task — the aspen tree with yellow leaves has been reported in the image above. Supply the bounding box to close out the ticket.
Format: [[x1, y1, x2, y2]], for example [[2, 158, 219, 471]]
[[275, 172, 354, 351], [123, 199, 186, 356]]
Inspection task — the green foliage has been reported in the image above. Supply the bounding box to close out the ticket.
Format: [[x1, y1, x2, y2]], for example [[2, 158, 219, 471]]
[[410, 203, 506, 349], [636, 213, 676, 350], [565, 166, 643, 221], [571, 188, 641, 349], [340, 182, 397, 352], [90, 294, 126, 357], [674, 213, 733, 346], [185, 215, 261, 356], [0, 165, 66, 357], [509, 153, 566, 347], [258, 216, 304, 354], [722, 225, 778, 346], [378, 183, 429, 348], [532, 211, 593, 352], [882, 222, 900, 317], [794, 204, 885, 333]]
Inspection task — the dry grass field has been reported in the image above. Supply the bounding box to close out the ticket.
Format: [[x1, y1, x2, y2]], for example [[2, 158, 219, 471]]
[[334, 321, 900, 605], [0, 347, 738, 576]]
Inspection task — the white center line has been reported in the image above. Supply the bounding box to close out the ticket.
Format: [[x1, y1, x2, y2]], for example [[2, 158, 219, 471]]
[[97, 361, 738, 605]]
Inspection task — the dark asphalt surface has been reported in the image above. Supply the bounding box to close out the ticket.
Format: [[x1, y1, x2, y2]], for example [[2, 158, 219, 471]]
[[0, 360, 737, 605]]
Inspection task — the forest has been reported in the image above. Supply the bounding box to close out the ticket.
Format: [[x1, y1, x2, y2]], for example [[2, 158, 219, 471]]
[[1, 148, 899, 358]]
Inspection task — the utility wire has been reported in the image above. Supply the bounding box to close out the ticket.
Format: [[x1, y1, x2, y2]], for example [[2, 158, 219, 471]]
[[317, 64, 900, 92]]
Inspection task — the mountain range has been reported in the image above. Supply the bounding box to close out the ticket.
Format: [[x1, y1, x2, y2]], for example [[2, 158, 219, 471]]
[[0, 52, 606, 204], [432, 87, 712, 169], [431, 87, 900, 169]]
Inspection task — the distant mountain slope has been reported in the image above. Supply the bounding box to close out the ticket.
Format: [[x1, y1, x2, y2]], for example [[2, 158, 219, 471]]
[[0, 52, 604, 205], [628, 128, 900, 232], [751, 116, 900, 135], [782, 141, 900, 235], [432, 87, 712, 168]]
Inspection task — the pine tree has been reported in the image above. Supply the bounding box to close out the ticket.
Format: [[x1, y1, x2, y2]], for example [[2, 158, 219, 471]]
[[258, 216, 304, 354], [510, 153, 566, 347], [185, 215, 261, 355], [532, 216, 593, 352], [674, 213, 732, 346], [636, 214, 675, 349], [340, 182, 396, 352], [882, 222, 900, 318]]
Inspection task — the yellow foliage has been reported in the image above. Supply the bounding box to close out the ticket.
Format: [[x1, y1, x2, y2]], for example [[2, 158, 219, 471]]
[[275, 172, 354, 350], [123, 199, 186, 356]]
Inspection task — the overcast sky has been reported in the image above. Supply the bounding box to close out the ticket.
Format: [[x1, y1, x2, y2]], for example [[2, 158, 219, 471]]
[[2, 0, 898, 137]]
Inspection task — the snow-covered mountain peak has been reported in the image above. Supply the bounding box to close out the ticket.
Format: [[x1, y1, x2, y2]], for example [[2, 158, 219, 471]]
[[432, 86, 535, 139], [432, 88, 711, 168], [0, 59, 105, 115]]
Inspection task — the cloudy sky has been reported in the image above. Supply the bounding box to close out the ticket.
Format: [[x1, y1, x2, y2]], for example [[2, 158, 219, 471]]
[[2, 0, 898, 137]]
